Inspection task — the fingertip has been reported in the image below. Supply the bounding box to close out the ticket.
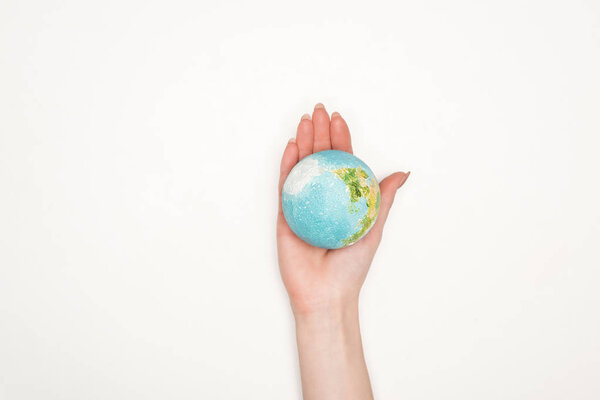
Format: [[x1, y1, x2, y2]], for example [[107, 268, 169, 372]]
[[378, 171, 410, 208], [329, 112, 352, 154], [281, 138, 299, 170], [397, 171, 410, 188], [296, 115, 314, 160], [312, 104, 332, 152], [279, 139, 299, 193], [312, 104, 329, 120], [389, 171, 410, 187]]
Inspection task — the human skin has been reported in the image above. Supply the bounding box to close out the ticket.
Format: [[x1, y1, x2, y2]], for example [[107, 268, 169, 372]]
[[277, 103, 410, 400]]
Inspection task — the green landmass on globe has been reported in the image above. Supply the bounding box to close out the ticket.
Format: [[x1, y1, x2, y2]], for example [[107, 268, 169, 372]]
[[333, 167, 381, 246]]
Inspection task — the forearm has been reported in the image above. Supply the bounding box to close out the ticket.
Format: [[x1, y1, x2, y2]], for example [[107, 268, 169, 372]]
[[294, 299, 374, 400]]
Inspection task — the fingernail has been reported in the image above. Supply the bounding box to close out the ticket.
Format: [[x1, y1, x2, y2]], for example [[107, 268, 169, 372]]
[[301, 113, 311, 120], [331, 111, 341, 119], [314, 103, 325, 110], [401, 171, 411, 184], [289, 137, 296, 143]]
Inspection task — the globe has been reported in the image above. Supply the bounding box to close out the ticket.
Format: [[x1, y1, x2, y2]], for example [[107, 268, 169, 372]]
[[282, 150, 381, 249]]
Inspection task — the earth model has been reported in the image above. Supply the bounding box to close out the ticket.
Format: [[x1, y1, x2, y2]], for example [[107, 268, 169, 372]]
[[282, 150, 381, 249]]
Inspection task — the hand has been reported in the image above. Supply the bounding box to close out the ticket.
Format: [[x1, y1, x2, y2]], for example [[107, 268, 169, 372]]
[[277, 103, 409, 400], [277, 103, 410, 315]]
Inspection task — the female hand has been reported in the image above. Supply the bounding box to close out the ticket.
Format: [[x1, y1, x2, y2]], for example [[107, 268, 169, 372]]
[[277, 103, 410, 316], [276, 103, 409, 400]]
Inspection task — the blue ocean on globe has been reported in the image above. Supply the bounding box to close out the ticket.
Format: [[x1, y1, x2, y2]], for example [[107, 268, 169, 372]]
[[282, 150, 381, 249]]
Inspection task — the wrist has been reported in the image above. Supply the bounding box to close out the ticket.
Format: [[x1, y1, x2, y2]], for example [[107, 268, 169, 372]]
[[292, 295, 359, 322]]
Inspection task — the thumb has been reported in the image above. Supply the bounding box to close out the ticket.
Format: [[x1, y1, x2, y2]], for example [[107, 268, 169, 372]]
[[363, 171, 410, 246]]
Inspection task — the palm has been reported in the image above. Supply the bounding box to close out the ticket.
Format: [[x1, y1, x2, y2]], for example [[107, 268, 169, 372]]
[[277, 104, 409, 313]]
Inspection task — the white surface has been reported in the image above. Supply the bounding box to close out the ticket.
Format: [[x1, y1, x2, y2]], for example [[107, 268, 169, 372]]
[[1, 1, 599, 399]]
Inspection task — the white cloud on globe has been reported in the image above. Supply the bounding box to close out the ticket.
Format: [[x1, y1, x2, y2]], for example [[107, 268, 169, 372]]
[[283, 158, 324, 195]]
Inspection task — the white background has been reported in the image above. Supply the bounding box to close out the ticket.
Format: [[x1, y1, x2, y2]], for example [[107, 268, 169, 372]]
[[1, 0, 599, 399]]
